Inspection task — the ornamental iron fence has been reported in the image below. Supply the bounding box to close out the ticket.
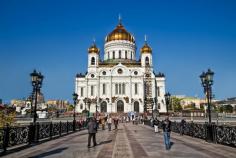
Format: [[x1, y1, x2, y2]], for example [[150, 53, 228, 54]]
[[0, 121, 86, 154], [144, 120, 236, 147]]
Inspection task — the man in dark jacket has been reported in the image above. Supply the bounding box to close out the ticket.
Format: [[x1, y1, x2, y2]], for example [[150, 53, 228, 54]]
[[87, 117, 97, 147], [162, 116, 172, 150]]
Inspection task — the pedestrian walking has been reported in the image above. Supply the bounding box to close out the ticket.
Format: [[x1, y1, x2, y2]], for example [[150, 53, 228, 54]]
[[101, 117, 106, 130], [87, 117, 97, 148], [153, 117, 160, 133], [180, 119, 186, 136], [162, 116, 172, 150], [114, 117, 119, 130], [107, 116, 112, 131]]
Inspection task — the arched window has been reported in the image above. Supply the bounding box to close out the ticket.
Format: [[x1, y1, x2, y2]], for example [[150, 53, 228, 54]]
[[80, 104, 83, 109], [101, 101, 107, 112], [131, 52, 132, 60], [134, 101, 139, 112], [125, 51, 127, 59], [108, 52, 110, 59], [113, 51, 115, 59], [119, 50, 121, 59], [145, 56, 149, 65], [117, 100, 124, 112], [91, 57, 95, 65]]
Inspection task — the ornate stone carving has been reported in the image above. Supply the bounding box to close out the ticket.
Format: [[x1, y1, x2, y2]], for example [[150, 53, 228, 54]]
[[124, 97, 129, 103]]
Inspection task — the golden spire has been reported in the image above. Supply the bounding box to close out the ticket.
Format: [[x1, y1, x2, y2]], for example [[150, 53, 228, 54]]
[[118, 14, 122, 25], [141, 34, 152, 54], [88, 38, 99, 54]]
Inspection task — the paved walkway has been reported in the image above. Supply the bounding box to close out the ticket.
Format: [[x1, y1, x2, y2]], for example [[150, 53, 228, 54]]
[[3, 123, 236, 158]]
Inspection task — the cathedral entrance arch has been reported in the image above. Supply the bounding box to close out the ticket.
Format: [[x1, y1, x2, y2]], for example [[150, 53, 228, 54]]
[[101, 101, 107, 113], [117, 100, 124, 112], [134, 101, 139, 112]]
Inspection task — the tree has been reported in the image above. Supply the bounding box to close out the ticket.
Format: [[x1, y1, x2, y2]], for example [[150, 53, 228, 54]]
[[218, 106, 224, 113], [223, 104, 233, 113], [67, 105, 74, 111], [171, 97, 183, 112], [0, 110, 16, 127]]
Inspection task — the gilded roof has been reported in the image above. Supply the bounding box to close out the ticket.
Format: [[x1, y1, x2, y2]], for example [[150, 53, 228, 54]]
[[105, 23, 135, 43]]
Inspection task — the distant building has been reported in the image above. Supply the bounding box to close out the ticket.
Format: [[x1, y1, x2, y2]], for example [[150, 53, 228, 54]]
[[174, 95, 218, 110], [46, 100, 69, 109], [173, 95, 204, 109], [11, 99, 26, 108], [75, 19, 166, 114], [215, 97, 236, 108]]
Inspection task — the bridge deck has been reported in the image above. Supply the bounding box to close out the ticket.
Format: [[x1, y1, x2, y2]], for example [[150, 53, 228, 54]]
[[2, 123, 236, 158]]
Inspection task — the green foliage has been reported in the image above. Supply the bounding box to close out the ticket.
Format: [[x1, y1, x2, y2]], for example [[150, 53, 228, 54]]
[[218, 106, 224, 113], [171, 97, 183, 112], [184, 103, 197, 110], [67, 105, 74, 111], [223, 104, 233, 113], [200, 104, 204, 110], [0, 111, 16, 127], [216, 105, 234, 113], [47, 106, 58, 112]]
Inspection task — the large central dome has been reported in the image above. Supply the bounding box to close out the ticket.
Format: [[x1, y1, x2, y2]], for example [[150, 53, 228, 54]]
[[105, 23, 135, 43]]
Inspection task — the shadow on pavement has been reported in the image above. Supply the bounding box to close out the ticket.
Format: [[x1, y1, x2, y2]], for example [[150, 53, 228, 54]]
[[97, 140, 112, 146], [28, 147, 68, 158], [170, 142, 174, 149]]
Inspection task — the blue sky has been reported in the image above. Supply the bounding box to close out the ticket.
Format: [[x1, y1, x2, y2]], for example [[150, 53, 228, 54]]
[[0, 0, 236, 103]]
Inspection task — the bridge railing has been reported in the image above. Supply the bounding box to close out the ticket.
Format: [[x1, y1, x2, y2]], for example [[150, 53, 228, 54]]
[[0, 121, 86, 155], [143, 120, 236, 147]]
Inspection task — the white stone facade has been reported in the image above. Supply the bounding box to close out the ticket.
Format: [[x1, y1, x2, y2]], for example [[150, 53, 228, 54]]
[[75, 22, 166, 114]]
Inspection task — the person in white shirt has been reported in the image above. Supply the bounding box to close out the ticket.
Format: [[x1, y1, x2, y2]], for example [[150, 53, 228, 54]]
[[107, 116, 112, 131]]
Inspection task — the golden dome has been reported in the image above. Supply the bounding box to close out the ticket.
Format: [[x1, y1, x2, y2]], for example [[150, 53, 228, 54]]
[[106, 23, 135, 43], [141, 43, 152, 54], [88, 43, 99, 54]]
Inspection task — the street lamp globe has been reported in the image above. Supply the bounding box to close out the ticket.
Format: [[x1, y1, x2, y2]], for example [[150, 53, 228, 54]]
[[37, 72, 44, 87], [206, 69, 214, 85], [30, 70, 38, 85], [73, 93, 78, 102]]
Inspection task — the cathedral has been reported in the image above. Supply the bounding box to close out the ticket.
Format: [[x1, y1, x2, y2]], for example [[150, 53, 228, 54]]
[[75, 19, 166, 114]]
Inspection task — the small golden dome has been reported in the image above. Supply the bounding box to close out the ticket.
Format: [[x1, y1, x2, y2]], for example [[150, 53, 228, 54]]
[[88, 43, 99, 54], [105, 23, 135, 43], [141, 43, 152, 54]]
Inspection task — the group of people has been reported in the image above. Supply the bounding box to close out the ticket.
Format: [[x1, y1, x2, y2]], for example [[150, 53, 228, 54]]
[[87, 114, 186, 150]]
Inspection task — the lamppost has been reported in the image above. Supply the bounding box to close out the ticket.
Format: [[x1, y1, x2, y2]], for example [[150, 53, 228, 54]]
[[164, 92, 171, 115], [30, 70, 44, 125], [200, 69, 214, 124], [72, 93, 78, 131]]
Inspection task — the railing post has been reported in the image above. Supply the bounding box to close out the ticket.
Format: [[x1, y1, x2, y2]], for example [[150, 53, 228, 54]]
[[212, 124, 217, 143], [73, 120, 76, 132], [36, 122, 40, 142], [28, 123, 34, 144], [205, 123, 214, 142], [3, 124, 10, 153], [67, 121, 69, 134], [59, 121, 62, 136], [191, 121, 194, 137], [50, 122, 53, 139]]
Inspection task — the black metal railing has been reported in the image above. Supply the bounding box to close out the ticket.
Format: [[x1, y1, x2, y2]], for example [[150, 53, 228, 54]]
[[0, 121, 87, 154], [143, 120, 236, 147]]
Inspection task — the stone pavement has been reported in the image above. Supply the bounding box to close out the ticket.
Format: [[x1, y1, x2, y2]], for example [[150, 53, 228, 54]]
[[2, 123, 236, 158]]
